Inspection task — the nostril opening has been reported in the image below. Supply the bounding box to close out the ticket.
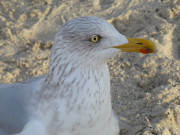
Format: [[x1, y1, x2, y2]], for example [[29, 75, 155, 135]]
[[136, 43, 143, 45]]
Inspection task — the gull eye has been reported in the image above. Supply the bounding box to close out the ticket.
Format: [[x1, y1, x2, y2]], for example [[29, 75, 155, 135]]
[[90, 35, 101, 43]]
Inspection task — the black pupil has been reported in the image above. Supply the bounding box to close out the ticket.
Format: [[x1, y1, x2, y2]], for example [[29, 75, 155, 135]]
[[94, 37, 97, 41]]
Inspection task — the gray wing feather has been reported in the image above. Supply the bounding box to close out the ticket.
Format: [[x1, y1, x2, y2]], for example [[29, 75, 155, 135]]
[[0, 75, 46, 134]]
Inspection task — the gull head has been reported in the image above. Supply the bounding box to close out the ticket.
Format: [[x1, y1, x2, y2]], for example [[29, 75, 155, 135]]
[[52, 16, 157, 66]]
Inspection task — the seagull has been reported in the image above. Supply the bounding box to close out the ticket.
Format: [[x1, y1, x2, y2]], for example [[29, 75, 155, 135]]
[[0, 16, 156, 135]]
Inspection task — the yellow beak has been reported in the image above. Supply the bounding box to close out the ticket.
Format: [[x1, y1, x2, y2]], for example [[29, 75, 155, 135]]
[[113, 37, 157, 54]]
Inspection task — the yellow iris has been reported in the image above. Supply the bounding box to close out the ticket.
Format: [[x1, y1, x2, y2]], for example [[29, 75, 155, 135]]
[[90, 35, 101, 43]]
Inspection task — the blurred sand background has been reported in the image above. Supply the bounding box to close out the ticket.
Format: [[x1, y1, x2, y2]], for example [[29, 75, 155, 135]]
[[0, 0, 180, 134]]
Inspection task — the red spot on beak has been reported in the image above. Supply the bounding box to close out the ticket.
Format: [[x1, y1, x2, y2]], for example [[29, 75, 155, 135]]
[[140, 49, 149, 54]]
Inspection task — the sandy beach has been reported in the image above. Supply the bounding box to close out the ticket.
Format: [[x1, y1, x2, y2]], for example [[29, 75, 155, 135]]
[[0, 0, 180, 134]]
